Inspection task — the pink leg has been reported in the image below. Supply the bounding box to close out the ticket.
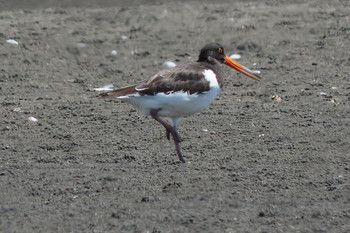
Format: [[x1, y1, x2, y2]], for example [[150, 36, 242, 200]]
[[150, 109, 185, 163]]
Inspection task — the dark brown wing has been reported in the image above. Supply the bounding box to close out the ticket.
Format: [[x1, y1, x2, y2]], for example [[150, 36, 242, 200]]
[[136, 62, 211, 95], [99, 62, 216, 98]]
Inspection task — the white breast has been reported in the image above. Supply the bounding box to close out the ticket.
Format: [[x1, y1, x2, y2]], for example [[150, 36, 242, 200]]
[[119, 69, 221, 117]]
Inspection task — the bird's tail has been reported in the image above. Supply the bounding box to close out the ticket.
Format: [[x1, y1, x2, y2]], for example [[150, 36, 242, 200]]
[[98, 84, 137, 98]]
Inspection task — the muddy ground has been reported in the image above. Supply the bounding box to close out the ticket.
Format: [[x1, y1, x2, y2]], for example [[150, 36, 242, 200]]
[[1, 0, 350, 232]]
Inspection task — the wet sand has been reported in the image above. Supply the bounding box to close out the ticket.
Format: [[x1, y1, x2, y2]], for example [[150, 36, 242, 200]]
[[1, 0, 350, 232]]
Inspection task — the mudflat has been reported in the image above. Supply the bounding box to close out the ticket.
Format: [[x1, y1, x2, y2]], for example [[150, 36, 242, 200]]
[[1, 0, 349, 232]]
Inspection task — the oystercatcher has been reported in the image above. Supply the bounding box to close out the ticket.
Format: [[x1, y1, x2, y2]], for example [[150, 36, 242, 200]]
[[99, 42, 260, 163]]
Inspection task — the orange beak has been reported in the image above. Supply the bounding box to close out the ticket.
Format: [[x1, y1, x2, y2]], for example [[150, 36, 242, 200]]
[[224, 56, 261, 81]]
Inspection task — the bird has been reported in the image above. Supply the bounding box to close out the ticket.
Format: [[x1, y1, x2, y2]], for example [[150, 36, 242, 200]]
[[99, 42, 260, 163]]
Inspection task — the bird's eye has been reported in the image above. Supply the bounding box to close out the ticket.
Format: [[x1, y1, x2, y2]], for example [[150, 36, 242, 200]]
[[218, 48, 223, 53]]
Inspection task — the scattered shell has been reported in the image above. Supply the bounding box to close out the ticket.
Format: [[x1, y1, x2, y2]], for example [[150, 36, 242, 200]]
[[6, 39, 19, 45], [259, 134, 265, 137], [330, 86, 337, 90], [121, 35, 128, 40], [253, 63, 257, 66], [202, 128, 216, 134], [319, 92, 327, 96], [28, 116, 38, 122], [252, 70, 261, 74], [229, 54, 241, 60], [330, 98, 339, 104], [12, 107, 21, 112], [163, 61, 176, 68], [271, 95, 282, 102], [94, 84, 114, 91], [76, 42, 86, 48], [110, 50, 118, 56]]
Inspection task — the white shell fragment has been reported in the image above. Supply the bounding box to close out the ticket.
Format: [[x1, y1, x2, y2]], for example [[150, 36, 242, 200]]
[[12, 107, 21, 112], [229, 53, 241, 60], [28, 116, 38, 122], [271, 95, 282, 102], [252, 70, 261, 74], [6, 39, 19, 45], [94, 84, 114, 91], [121, 35, 128, 40], [319, 92, 327, 96], [330, 98, 339, 104], [163, 61, 176, 68], [76, 42, 86, 48], [110, 50, 118, 56]]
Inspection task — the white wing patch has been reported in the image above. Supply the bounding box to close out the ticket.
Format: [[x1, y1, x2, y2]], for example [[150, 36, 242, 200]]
[[203, 69, 219, 89]]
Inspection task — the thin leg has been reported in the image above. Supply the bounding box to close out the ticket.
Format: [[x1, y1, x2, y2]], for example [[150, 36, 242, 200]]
[[166, 129, 171, 140], [174, 139, 185, 163], [150, 109, 180, 142], [150, 109, 185, 163], [166, 117, 180, 141]]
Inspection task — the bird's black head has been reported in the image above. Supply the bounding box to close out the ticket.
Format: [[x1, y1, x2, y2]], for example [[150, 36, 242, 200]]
[[197, 42, 226, 64], [197, 42, 261, 81]]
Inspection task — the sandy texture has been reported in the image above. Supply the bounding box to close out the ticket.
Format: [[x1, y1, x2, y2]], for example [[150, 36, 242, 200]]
[[1, 0, 350, 232]]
